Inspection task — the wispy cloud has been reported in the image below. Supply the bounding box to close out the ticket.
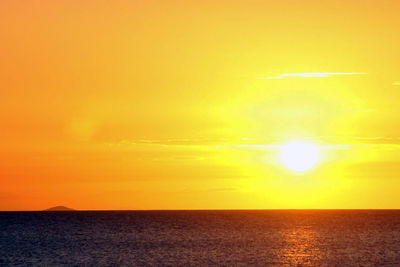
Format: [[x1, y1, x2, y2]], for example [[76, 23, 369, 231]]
[[257, 72, 367, 79], [105, 136, 400, 148]]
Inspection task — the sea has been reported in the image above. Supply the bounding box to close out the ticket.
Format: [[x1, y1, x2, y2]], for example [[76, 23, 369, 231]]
[[1, 210, 400, 266]]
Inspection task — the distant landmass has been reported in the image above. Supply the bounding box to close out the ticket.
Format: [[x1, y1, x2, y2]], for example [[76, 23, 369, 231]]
[[44, 206, 75, 211]]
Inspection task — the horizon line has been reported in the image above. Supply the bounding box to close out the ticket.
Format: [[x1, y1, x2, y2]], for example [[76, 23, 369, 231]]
[[3, 208, 400, 212]]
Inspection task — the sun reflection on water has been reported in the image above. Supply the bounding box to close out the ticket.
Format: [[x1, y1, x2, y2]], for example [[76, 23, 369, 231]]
[[280, 224, 322, 266]]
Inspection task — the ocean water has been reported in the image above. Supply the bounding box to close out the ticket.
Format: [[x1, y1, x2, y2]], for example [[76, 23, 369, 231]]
[[1, 210, 400, 266]]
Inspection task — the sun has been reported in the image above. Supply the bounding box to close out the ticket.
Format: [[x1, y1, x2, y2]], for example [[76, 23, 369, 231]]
[[281, 142, 319, 172]]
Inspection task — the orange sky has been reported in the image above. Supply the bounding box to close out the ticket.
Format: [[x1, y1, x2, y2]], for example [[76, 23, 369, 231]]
[[1, 0, 400, 210]]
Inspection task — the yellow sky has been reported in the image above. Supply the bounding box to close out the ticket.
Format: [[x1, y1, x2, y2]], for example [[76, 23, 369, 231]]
[[1, 0, 400, 210]]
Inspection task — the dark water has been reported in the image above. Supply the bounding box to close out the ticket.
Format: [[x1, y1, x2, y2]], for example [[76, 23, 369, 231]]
[[1, 210, 400, 266]]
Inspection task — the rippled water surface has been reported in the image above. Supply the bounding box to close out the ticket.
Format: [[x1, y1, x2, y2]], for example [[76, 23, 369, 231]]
[[1, 210, 400, 266]]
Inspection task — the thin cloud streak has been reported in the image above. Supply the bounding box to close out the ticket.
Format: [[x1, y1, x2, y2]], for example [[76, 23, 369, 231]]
[[105, 136, 400, 149], [257, 72, 367, 79]]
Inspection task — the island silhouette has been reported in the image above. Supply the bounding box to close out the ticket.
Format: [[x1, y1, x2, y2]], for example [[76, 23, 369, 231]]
[[44, 206, 75, 211]]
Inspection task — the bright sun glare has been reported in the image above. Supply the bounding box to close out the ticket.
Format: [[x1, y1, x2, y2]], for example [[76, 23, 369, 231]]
[[281, 142, 319, 172]]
